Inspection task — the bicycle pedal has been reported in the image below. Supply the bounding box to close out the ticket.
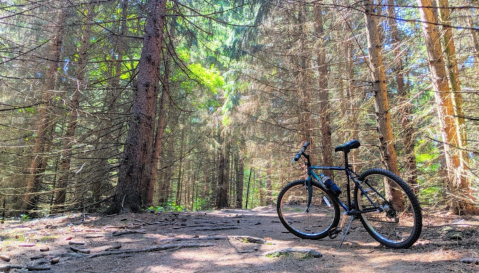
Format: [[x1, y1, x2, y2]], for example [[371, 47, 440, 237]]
[[328, 228, 342, 239]]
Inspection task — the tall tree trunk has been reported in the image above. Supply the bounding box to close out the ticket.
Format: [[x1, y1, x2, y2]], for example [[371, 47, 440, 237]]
[[216, 131, 228, 208], [364, 0, 403, 208], [54, 3, 94, 211], [418, 0, 478, 214], [436, 0, 466, 143], [147, 15, 176, 206], [89, 0, 130, 208], [345, 41, 360, 169], [387, 0, 418, 190], [245, 168, 252, 209], [265, 166, 272, 206], [314, 4, 333, 177], [436, 0, 469, 185], [159, 140, 175, 205], [235, 153, 244, 209], [24, 3, 67, 214], [176, 126, 186, 206], [106, 0, 167, 214], [295, 3, 313, 148], [251, 171, 257, 208]]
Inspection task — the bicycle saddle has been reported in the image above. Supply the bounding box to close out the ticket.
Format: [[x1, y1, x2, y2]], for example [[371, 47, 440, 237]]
[[334, 140, 361, 153]]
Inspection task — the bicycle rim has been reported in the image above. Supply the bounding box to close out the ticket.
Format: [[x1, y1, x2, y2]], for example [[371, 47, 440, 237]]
[[277, 180, 340, 239], [355, 169, 422, 248]]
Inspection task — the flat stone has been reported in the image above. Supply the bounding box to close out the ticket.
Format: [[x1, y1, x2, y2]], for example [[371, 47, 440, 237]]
[[264, 248, 322, 259], [460, 258, 479, 264]]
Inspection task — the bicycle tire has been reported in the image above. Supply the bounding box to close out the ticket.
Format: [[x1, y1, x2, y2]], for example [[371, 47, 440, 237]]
[[277, 179, 340, 239], [354, 168, 422, 248]]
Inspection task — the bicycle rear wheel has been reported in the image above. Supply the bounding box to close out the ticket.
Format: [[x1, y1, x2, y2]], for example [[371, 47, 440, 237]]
[[354, 168, 422, 248], [277, 179, 340, 239]]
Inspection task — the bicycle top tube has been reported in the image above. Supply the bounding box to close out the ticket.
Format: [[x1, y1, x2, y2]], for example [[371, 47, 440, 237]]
[[309, 166, 346, 171]]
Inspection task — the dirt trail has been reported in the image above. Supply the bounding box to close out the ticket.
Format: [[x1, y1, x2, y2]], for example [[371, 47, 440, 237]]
[[1, 206, 478, 273]]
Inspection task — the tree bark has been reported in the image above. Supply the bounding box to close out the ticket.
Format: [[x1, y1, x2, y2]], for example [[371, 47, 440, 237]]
[[54, 3, 94, 211], [345, 41, 359, 169], [235, 153, 244, 209], [147, 15, 176, 206], [176, 126, 186, 206], [106, 0, 167, 214], [436, 0, 470, 193], [295, 3, 314, 149], [387, 0, 418, 190], [245, 168, 252, 209], [364, 0, 403, 208], [24, 3, 67, 214], [265, 166, 272, 206], [91, 0, 130, 208], [314, 4, 333, 177], [417, 0, 478, 214], [437, 0, 467, 148], [216, 131, 228, 208]]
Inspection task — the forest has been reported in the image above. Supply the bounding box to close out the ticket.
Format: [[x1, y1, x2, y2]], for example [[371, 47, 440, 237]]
[[0, 0, 478, 218]]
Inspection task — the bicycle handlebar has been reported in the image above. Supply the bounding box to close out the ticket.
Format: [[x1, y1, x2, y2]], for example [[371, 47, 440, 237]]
[[292, 142, 310, 163]]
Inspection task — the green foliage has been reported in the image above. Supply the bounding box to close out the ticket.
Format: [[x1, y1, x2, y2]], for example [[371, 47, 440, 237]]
[[20, 214, 30, 222], [147, 202, 186, 213], [188, 63, 224, 94]]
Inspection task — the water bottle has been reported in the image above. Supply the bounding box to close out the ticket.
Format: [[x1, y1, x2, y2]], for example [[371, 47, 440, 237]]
[[320, 173, 342, 197]]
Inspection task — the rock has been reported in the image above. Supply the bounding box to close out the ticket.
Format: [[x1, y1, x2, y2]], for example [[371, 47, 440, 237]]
[[68, 241, 85, 245], [232, 236, 266, 244], [449, 232, 462, 240], [50, 257, 60, 264], [460, 258, 479, 264], [442, 226, 463, 240], [264, 248, 323, 259], [39, 246, 50, 252], [0, 255, 10, 262]]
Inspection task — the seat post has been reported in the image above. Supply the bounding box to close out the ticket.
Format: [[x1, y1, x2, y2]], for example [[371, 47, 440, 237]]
[[344, 150, 351, 209]]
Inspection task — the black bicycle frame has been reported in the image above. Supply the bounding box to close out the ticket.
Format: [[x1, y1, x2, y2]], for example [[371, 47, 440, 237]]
[[302, 151, 384, 215]]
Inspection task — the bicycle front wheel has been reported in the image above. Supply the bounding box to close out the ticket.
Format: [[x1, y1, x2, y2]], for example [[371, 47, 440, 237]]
[[277, 179, 340, 239], [354, 168, 422, 248]]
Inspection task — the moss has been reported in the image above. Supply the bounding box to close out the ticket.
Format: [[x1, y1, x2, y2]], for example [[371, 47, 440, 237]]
[[38, 235, 57, 242]]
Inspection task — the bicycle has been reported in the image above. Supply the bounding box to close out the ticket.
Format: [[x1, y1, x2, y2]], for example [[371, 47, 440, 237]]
[[277, 140, 422, 248]]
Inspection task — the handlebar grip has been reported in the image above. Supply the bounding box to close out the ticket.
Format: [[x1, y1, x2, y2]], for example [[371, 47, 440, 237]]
[[292, 142, 310, 162]]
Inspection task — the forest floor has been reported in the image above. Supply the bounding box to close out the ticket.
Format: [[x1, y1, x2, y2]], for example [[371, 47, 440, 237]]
[[1, 206, 479, 273]]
